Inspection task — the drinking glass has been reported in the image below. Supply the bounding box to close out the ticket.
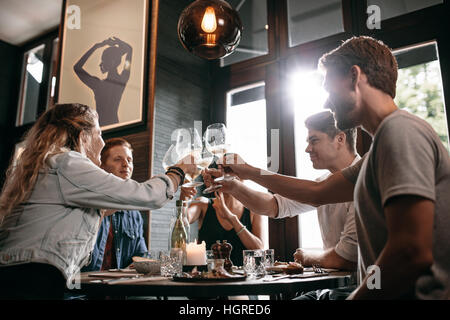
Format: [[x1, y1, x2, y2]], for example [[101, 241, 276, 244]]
[[264, 249, 274, 268], [159, 248, 183, 277], [162, 144, 179, 172], [183, 149, 213, 188], [203, 123, 234, 194], [206, 250, 215, 272], [243, 249, 266, 278], [164, 128, 213, 188]]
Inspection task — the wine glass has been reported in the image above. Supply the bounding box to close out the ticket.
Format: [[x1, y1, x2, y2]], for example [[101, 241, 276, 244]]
[[173, 128, 202, 159], [162, 144, 179, 172], [202, 123, 234, 194], [178, 128, 205, 188], [164, 128, 212, 188]]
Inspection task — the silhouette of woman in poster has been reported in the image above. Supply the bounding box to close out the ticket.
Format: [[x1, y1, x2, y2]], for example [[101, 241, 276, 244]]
[[74, 37, 132, 127]]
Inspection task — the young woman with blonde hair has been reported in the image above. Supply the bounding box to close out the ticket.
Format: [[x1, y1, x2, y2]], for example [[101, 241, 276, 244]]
[[0, 103, 195, 299]]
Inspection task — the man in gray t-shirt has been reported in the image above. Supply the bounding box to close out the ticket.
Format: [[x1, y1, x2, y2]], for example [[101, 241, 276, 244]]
[[342, 109, 450, 299], [217, 36, 450, 299]]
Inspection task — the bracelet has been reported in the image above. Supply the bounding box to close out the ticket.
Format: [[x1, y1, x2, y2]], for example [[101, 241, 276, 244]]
[[236, 226, 246, 236], [166, 166, 185, 184], [167, 166, 185, 181], [166, 170, 183, 185]]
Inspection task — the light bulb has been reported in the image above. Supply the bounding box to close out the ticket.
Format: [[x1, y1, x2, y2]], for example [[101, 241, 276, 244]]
[[201, 6, 217, 33], [177, 0, 243, 60]]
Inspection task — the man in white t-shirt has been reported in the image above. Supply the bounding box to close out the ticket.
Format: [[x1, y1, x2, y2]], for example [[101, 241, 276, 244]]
[[205, 111, 360, 270], [275, 111, 360, 272], [205, 111, 359, 299]]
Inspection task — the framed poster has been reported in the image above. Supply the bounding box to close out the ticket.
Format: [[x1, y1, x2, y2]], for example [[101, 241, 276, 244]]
[[57, 0, 149, 131]]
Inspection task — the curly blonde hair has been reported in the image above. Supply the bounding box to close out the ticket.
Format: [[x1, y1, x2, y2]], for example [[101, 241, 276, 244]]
[[0, 103, 98, 224]]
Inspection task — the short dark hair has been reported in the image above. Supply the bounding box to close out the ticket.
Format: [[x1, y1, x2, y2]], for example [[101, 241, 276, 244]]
[[319, 36, 398, 98], [101, 138, 133, 164], [305, 111, 356, 153]]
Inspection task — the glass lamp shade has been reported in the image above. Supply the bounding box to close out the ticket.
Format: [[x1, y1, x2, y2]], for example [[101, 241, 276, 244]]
[[177, 0, 243, 60]]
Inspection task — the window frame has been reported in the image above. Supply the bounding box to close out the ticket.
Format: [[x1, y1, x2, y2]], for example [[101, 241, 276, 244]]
[[15, 29, 59, 129]]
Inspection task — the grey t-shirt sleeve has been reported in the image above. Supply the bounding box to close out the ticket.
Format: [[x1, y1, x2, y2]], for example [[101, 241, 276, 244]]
[[341, 154, 366, 184], [374, 115, 437, 206]]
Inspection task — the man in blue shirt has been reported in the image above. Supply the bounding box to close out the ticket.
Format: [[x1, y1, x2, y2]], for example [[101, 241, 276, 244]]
[[83, 138, 148, 271]]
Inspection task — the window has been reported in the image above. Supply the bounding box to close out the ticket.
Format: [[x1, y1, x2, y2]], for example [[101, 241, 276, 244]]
[[226, 82, 269, 248], [16, 44, 46, 126], [287, 0, 344, 47], [394, 41, 449, 152], [220, 0, 269, 67], [289, 70, 329, 250], [367, 0, 443, 21], [46, 37, 59, 108]]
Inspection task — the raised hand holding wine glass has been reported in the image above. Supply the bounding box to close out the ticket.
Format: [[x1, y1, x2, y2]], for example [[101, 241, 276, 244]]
[[163, 128, 213, 188], [203, 123, 235, 194], [162, 143, 197, 189]]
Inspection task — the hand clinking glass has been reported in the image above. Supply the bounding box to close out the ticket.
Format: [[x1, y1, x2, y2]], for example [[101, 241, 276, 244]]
[[163, 128, 214, 188], [202, 123, 236, 194]]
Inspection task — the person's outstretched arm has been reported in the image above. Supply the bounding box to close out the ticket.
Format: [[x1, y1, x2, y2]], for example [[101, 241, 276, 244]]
[[207, 153, 359, 207]]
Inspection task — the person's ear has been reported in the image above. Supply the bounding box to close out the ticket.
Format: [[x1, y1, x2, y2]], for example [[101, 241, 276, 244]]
[[350, 65, 361, 89], [336, 132, 346, 146]]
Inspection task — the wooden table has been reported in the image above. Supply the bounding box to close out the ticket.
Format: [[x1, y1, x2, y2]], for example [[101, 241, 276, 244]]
[[69, 270, 354, 300]]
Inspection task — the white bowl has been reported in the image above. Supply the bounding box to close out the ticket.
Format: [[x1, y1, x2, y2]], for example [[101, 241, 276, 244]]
[[133, 259, 161, 275]]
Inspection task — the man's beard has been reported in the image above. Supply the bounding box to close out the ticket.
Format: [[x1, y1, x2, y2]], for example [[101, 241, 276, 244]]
[[329, 98, 358, 131], [334, 108, 356, 131]]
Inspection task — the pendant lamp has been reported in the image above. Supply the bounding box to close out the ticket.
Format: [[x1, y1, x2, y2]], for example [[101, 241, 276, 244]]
[[177, 0, 243, 60]]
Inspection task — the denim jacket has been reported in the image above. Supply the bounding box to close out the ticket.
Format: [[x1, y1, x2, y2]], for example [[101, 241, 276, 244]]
[[0, 151, 174, 282], [82, 210, 148, 271]]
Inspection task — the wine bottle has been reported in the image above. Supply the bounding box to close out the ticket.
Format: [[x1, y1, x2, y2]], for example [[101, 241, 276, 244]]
[[181, 200, 191, 243], [171, 200, 187, 264]]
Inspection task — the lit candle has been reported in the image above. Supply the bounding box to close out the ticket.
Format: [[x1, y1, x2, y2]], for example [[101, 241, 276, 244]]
[[186, 240, 206, 266]]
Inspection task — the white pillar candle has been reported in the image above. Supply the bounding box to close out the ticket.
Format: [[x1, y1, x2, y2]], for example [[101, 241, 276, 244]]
[[186, 241, 206, 265]]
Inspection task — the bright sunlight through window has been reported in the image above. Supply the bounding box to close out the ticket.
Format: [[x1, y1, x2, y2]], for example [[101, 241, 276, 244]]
[[226, 82, 269, 248], [290, 70, 329, 250]]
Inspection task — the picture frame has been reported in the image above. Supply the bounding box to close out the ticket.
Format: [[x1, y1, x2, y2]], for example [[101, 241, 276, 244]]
[[56, 0, 150, 132]]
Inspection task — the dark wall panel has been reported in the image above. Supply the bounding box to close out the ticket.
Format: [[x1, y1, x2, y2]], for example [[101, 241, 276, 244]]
[[0, 40, 20, 186]]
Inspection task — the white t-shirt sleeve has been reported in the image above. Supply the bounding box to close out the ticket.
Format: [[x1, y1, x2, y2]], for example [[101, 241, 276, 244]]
[[334, 203, 358, 262], [273, 193, 316, 219]]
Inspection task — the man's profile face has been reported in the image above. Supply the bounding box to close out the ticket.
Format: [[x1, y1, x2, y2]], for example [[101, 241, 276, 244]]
[[305, 129, 340, 170], [323, 69, 359, 131], [101, 145, 134, 180]]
